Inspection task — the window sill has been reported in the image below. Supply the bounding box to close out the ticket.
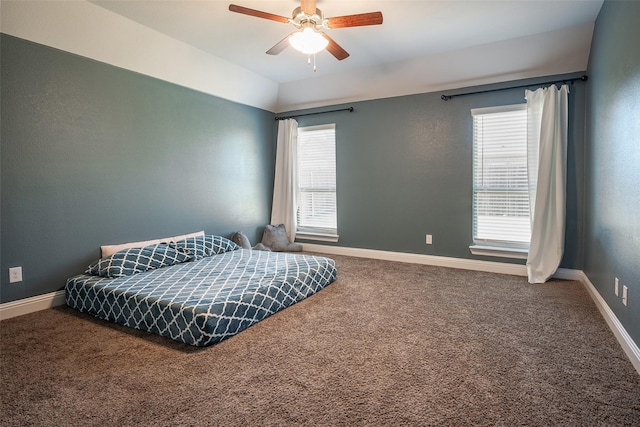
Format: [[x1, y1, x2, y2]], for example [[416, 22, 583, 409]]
[[295, 232, 339, 243], [469, 245, 528, 260]]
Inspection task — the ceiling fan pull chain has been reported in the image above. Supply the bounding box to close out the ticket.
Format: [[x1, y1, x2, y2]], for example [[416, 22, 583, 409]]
[[313, 53, 317, 72]]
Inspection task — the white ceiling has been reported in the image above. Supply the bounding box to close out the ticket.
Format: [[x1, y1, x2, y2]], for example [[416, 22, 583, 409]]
[[3, 1, 604, 111], [90, 0, 602, 81]]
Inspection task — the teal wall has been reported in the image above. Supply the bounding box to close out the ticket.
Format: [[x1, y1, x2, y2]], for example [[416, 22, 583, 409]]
[[291, 74, 586, 270], [584, 0, 640, 344], [0, 35, 276, 303]]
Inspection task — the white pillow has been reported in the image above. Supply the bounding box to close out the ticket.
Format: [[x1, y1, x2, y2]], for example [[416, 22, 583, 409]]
[[100, 230, 205, 258]]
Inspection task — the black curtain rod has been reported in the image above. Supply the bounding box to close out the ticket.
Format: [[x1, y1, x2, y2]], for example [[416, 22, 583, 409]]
[[275, 107, 354, 121], [440, 75, 588, 101]]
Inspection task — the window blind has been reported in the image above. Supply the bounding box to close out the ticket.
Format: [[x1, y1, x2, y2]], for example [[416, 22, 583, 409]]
[[297, 124, 337, 235], [472, 104, 530, 249]]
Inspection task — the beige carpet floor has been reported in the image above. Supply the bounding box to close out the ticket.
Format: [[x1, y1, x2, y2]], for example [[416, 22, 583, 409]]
[[1, 254, 639, 426]]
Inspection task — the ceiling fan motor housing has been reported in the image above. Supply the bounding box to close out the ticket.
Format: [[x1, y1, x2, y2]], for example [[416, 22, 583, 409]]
[[291, 6, 327, 30]]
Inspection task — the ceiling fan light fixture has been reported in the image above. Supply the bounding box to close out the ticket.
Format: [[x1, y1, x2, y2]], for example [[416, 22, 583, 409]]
[[289, 27, 328, 55]]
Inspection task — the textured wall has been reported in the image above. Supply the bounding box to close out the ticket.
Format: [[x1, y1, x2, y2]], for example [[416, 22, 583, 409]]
[[585, 0, 640, 344], [0, 35, 276, 303], [291, 73, 586, 268]]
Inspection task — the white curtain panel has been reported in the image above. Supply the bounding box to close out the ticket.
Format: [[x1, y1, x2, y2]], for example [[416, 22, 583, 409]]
[[270, 118, 299, 242], [525, 84, 569, 283]]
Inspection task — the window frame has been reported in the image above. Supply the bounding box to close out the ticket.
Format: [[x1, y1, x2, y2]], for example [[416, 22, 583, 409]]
[[469, 103, 530, 259], [295, 123, 339, 242]]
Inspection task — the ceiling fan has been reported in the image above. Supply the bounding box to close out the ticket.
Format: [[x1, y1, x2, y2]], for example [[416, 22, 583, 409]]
[[228, 0, 383, 65]]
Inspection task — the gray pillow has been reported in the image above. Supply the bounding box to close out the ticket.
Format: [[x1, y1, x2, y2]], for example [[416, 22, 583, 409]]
[[232, 231, 272, 251], [231, 231, 252, 249], [261, 224, 302, 252]]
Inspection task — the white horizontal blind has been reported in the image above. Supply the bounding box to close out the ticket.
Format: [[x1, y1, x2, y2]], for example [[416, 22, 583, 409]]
[[297, 124, 337, 235], [472, 104, 530, 249]]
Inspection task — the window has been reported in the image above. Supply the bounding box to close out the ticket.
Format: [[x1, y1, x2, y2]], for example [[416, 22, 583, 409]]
[[296, 124, 338, 241], [470, 104, 530, 258]]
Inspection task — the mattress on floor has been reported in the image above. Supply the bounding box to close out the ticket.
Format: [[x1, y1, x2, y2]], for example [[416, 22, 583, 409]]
[[65, 249, 337, 346]]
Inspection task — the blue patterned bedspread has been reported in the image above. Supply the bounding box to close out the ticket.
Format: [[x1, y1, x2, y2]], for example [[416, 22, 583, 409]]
[[65, 250, 337, 346]]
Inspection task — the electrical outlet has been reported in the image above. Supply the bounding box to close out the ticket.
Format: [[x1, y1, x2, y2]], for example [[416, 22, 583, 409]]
[[622, 285, 628, 306], [425, 234, 432, 245], [615, 277, 619, 296], [9, 267, 23, 283]]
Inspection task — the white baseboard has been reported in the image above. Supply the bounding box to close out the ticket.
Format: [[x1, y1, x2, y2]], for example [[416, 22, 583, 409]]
[[0, 290, 67, 321], [577, 271, 640, 375], [302, 243, 530, 276], [304, 243, 640, 375]]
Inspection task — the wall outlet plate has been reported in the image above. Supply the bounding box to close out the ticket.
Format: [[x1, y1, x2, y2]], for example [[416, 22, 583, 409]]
[[9, 267, 23, 283], [615, 277, 619, 296], [622, 285, 628, 306]]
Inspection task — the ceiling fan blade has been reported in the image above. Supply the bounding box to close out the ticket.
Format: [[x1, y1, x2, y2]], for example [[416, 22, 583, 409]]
[[300, 0, 317, 15], [266, 34, 293, 55], [326, 11, 383, 28], [322, 34, 349, 61], [228, 4, 289, 23]]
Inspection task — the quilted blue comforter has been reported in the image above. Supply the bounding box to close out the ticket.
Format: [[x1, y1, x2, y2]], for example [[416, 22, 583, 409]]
[[65, 249, 337, 346]]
